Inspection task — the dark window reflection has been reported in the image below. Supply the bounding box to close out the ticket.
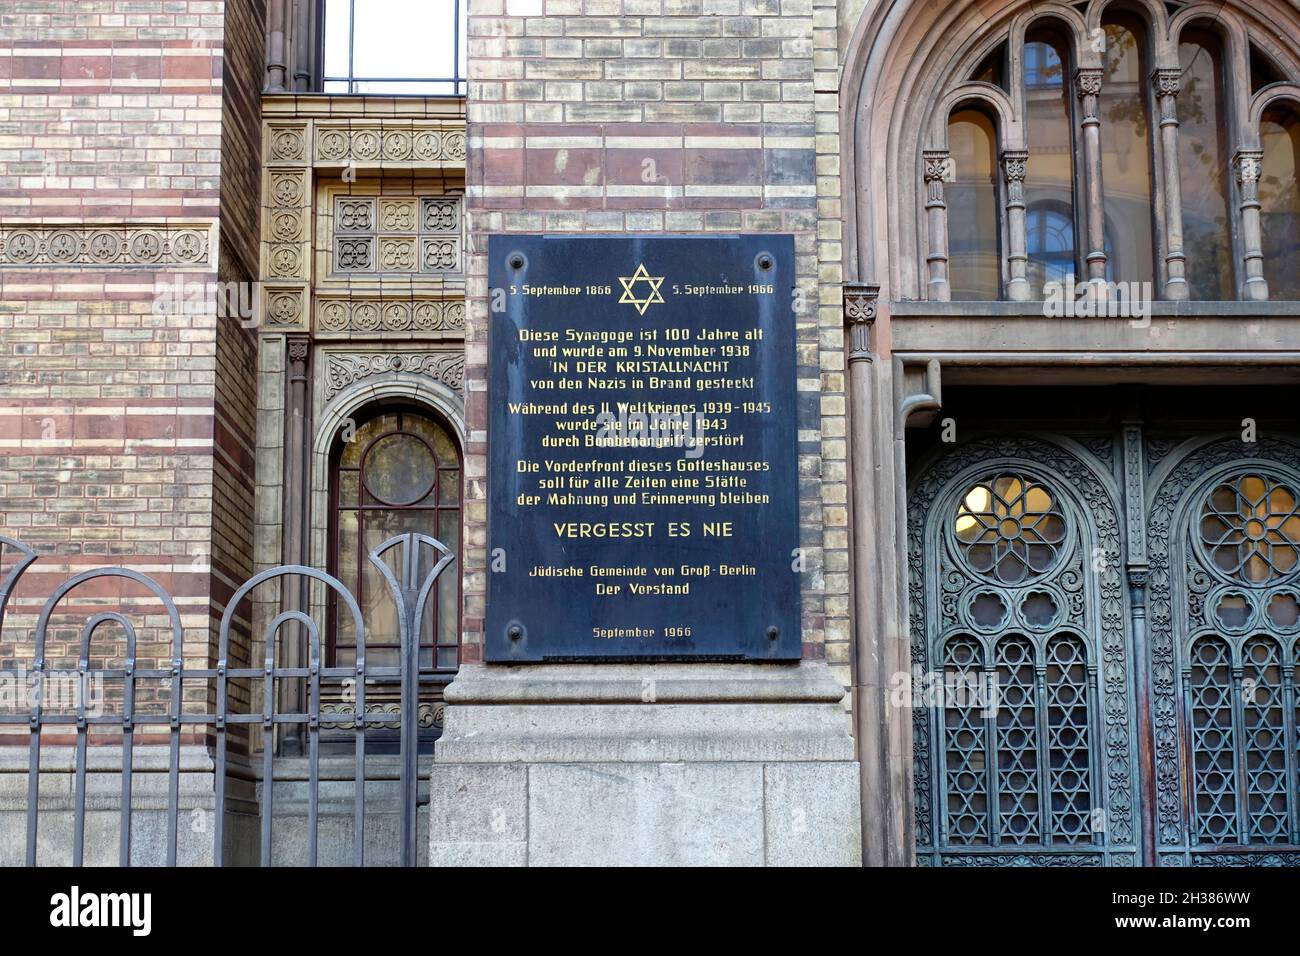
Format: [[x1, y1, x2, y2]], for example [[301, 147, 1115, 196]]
[[1178, 30, 1234, 300], [1099, 15, 1155, 286], [1261, 107, 1300, 299], [1024, 33, 1077, 293]]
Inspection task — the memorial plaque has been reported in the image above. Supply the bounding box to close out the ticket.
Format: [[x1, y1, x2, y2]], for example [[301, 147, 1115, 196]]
[[486, 235, 800, 661]]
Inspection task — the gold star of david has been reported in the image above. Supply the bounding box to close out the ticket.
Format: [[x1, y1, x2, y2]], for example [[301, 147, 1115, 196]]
[[617, 263, 666, 315]]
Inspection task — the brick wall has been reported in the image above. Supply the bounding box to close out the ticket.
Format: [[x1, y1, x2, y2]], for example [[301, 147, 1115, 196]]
[[462, 0, 849, 684], [0, 1, 260, 713]]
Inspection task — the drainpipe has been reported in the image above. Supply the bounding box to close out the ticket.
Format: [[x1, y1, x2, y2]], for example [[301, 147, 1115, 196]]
[[890, 356, 941, 866]]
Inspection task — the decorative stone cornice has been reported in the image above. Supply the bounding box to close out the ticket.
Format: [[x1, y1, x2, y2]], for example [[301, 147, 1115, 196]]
[[0, 223, 212, 268], [323, 351, 465, 401], [843, 281, 880, 361]]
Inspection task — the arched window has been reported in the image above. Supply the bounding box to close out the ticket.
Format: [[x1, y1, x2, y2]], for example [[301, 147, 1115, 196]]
[[915, 463, 1125, 860], [1260, 106, 1300, 299], [1185, 472, 1300, 846], [947, 109, 1002, 299], [917, 6, 1300, 301], [328, 407, 462, 672], [1099, 13, 1156, 285], [1178, 29, 1234, 299], [1023, 30, 1078, 292]]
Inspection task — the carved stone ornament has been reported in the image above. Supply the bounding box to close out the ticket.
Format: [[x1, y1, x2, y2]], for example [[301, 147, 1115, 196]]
[[323, 351, 465, 400], [0, 224, 211, 267]]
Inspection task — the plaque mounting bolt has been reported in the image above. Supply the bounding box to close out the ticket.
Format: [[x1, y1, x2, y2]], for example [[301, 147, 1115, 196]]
[[767, 626, 779, 641], [508, 624, 523, 641], [756, 253, 774, 272], [508, 252, 526, 271]]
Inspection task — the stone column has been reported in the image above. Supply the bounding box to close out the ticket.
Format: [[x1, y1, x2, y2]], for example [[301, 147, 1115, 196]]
[[1234, 150, 1269, 300], [278, 335, 311, 754], [1076, 68, 1109, 293], [923, 151, 951, 301], [843, 282, 885, 866], [1153, 69, 1188, 300], [1001, 150, 1031, 300], [265, 0, 289, 92]]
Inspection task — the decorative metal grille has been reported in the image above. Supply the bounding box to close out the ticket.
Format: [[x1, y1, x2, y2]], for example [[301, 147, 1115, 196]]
[[953, 474, 1068, 584], [1182, 470, 1300, 849], [913, 450, 1124, 866], [0, 531, 454, 867], [1199, 473, 1300, 584]]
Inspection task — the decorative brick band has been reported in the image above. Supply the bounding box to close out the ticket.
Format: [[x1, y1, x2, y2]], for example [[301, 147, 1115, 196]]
[[0, 223, 212, 268]]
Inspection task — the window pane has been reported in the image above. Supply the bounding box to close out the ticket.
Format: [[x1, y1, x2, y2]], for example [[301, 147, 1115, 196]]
[[324, 0, 464, 93], [1024, 34, 1076, 291], [1261, 107, 1300, 299], [1100, 16, 1155, 286], [351, 0, 459, 80], [322, 0, 352, 79], [1178, 31, 1234, 300], [947, 109, 1001, 300]]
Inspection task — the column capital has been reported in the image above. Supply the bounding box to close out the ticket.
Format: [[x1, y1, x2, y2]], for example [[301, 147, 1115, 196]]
[[1075, 68, 1103, 122], [1000, 149, 1028, 181], [843, 281, 880, 361], [1150, 67, 1181, 98]]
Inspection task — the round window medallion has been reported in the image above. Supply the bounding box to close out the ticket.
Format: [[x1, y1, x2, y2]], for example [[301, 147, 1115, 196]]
[[1199, 474, 1300, 585], [953, 475, 1067, 584], [362, 434, 437, 506]]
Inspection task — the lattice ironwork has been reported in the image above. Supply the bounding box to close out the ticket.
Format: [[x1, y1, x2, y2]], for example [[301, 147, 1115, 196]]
[[911, 446, 1127, 866], [1199, 473, 1300, 585], [954, 474, 1067, 584], [1188, 636, 1239, 843], [1044, 634, 1093, 843], [994, 636, 1040, 844], [942, 635, 989, 845]]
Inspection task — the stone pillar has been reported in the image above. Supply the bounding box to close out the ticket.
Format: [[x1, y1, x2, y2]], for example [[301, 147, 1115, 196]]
[[1153, 69, 1188, 300], [1076, 68, 1109, 293], [278, 335, 312, 754], [843, 282, 885, 866], [1001, 150, 1031, 300], [923, 151, 951, 301], [1234, 150, 1269, 300], [265, 0, 289, 92]]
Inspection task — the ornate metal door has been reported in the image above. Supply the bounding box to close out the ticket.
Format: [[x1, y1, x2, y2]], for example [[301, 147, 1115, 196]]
[[909, 436, 1140, 866], [1144, 437, 1300, 866], [911, 433, 1300, 866]]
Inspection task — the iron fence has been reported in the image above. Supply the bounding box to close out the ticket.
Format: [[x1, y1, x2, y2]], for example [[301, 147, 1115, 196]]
[[0, 531, 453, 867]]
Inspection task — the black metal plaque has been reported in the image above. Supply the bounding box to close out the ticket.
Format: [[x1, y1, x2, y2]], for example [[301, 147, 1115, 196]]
[[486, 234, 800, 661]]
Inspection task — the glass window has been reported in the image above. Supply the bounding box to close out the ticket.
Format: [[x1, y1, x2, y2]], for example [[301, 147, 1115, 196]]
[[947, 109, 1002, 300], [323, 0, 467, 95], [1099, 14, 1156, 286], [1024, 32, 1077, 292], [1178, 30, 1234, 300], [330, 408, 462, 672], [1260, 106, 1300, 299]]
